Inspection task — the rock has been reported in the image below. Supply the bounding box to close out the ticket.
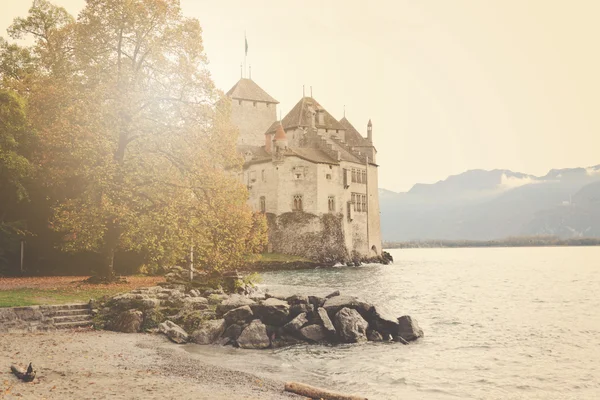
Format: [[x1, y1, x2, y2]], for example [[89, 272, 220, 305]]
[[188, 289, 201, 297], [367, 329, 384, 342], [271, 334, 305, 348], [323, 295, 373, 319], [394, 336, 409, 345], [191, 319, 225, 344], [316, 307, 336, 335], [325, 290, 341, 299], [253, 298, 290, 326], [215, 295, 256, 317], [369, 306, 400, 336], [283, 312, 308, 333], [249, 292, 266, 302], [300, 324, 327, 342], [183, 297, 208, 310], [107, 310, 143, 333], [286, 294, 309, 305], [308, 295, 326, 308], [139, 298, 161, 309], [237, 320, 270, 349], [396, 316, 424, 342], [289, 304, 312, 319], [264, 292, 287, 301], [158, 320, 188, 344], [222, 324, 244, 341], [203, 288, 225, 297], [216, 337, 232, 346], [207, 293, 229, 305], [333, 307, 368, 343], [223, 306, 253, 327]]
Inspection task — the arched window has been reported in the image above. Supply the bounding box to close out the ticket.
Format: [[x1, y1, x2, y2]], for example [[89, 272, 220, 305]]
[[293, 195, 303, 211]]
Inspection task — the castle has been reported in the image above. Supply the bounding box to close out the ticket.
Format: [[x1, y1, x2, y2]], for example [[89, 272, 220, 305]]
[[226, 77, 382, 260]]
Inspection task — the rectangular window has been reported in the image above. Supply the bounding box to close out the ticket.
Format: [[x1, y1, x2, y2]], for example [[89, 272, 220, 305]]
[[260, 196, 266, 213], [343, 169, 349, 188], [293, 194, 303, 211], [351, 193, 357, 211], [328, 196, 335, 212], [249, 170, 256, 183], [326, 173, 331, 180], [261, 170, 266, 182], [362, 195, 367, 212], [351, 169, 357, 183], [347, 201, 353, 222]]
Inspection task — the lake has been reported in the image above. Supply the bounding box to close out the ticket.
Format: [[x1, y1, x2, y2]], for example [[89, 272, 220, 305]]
[[187, 247, 600, 399]]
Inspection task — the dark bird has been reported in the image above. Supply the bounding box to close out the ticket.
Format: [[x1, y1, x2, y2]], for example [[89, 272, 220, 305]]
[[10, 362, 36, 382]]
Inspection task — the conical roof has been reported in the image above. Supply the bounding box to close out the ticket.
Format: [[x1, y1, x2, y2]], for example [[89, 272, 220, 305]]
[[226, 78, 279, 104], [274, 122, 286, 140]]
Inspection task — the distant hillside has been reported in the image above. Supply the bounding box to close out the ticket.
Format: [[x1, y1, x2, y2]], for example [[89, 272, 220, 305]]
[[380, 165, 600, 241]]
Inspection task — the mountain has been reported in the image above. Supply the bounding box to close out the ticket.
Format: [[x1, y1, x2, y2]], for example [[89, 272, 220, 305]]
[[380, 165, 600, 241]]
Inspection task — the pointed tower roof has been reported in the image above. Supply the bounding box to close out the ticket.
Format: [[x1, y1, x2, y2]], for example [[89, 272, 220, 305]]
[[274, 122, 286, 140], [281, 97, 345, 131], [339, 117, 370, 147], [226, 78, 279, 104]]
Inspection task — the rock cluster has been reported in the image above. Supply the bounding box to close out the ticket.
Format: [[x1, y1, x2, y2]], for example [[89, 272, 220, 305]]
[[96, 285, 423, 349]]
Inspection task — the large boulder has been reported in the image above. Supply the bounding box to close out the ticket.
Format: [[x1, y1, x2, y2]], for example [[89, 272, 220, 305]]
[[215, 295, 256, 317], [334, 307, 369, 343], [237, 320, 270, 349], [323, 295, 373, 319], [316, 307, 336, 336], [308, 295, 326, 308], [369, 306, 399, 336], [223, 306, 253, 327], [286, 294, 309, 305], [289, 303, 312, 319], [299, 324, 327, 343], [107, 309, 143, 333], [182, 297, 208, 310], [159, 320, 188, 344], [191, 319, 225, 344], [253, 298, 290, 326], [222, 323, 244, 341], [283, 312, 308, 333], [396, 316, 424, 342]]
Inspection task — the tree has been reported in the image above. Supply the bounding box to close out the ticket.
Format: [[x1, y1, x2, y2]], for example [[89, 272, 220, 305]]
[[3, 0, 266, 279], [0, 89, 35, 270]]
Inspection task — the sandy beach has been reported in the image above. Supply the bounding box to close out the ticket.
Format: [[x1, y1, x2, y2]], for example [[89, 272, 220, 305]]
[[0, 329, 302, 400]]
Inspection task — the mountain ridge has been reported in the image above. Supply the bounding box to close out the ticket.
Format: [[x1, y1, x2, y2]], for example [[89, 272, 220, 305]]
[[380, 164, 600, 241]]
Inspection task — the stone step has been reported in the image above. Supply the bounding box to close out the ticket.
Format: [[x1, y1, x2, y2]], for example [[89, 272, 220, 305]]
[[53, 314, 92, 324], [54, 320, 94, 330], [40, 303, 90, 311], [53, 309, 92, 317]]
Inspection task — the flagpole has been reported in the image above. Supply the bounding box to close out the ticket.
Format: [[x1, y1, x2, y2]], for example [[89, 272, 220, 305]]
[[244, 31, 247, 78]]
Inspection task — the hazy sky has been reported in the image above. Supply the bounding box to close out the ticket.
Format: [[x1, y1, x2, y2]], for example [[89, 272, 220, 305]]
[[2, 0, 599, 192]]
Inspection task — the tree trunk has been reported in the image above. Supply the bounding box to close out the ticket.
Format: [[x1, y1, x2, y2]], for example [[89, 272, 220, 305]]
[[101, 222, 120, 280]]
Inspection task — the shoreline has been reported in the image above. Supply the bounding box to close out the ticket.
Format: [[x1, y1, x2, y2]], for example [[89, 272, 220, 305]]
[[0, 329, 300, 399]]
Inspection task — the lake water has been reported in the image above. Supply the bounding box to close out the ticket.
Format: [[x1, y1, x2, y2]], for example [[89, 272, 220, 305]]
[[186, 247, 600, 399]]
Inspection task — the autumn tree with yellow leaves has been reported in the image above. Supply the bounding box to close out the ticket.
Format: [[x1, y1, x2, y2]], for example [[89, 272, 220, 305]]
[[1, 0, 267, 279]]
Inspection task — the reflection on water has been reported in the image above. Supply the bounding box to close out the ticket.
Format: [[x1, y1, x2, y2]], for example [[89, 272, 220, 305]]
[[186, 247, 600, 399]]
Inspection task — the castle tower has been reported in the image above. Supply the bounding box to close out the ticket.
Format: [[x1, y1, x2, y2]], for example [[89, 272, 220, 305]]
[[226, 78, 278, 146], [367, 119, 373, 143]]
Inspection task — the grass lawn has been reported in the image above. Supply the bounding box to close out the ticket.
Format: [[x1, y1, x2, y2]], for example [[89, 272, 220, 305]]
[[0, 276, 163, 308]]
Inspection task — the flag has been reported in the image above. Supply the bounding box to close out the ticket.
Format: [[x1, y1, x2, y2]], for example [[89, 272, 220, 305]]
[[245, 35, 248, 56]]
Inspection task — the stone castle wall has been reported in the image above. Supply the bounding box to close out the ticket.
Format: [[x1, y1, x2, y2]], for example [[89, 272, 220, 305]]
[[231, 99, 276, 146]]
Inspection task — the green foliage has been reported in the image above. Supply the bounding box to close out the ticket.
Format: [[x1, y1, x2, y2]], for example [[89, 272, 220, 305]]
[[141, 308, 164, 331], [0, 0, 268, 278]]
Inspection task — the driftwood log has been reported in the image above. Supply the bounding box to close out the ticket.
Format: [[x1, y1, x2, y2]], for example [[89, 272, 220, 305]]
[[284, 382, 367, 400], [10, 363, 36, 382]]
